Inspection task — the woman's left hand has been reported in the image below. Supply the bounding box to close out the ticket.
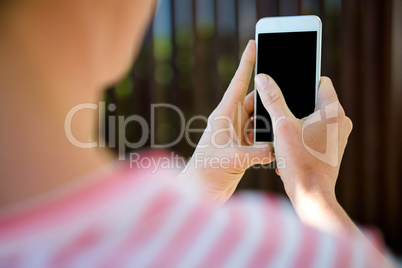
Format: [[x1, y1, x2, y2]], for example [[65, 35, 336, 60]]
[[178, 40, 274, 204]]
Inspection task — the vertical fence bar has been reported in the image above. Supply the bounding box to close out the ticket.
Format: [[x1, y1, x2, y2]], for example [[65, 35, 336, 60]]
[[297, 0, 302, 14], [338, 0, 364, 222], [360, 0, 386, 224], [170, 0, 177, 106], [169, 0, 180, 152], [279, 0, 299, 15], [385, 0, 402, 253], [234, 0, 240, 63], [300, 0, 320, 15], [192, 0, 203, 115], [213, 0, 220, 104], [256, 0, 278, 19], [173, 0, 195, 156]]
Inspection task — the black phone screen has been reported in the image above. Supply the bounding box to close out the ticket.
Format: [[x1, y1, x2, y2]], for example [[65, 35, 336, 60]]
[[255, 31, 317, 142]]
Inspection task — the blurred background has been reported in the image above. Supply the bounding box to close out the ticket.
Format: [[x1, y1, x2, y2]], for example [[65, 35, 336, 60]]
[[105, 0, 402, 254]]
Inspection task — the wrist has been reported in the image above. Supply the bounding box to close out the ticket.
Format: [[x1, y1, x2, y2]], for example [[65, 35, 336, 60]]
[[284, 173, 352, 232], [287, 183, 357, 234], [290, 188, 339, 217], [284, 172, 337, 207]]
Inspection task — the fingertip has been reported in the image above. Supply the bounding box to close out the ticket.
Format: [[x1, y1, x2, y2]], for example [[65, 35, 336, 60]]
[[254, 74, 270, 90], [255, 73, 268, 79], [320, 76, 333, 86], [318, 77, 336, 96], [315, 76, 339, 112], [246, 40, 256, 53]]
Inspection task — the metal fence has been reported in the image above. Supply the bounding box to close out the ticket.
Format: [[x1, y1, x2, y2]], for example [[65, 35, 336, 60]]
[[105, 0, 402, 253]]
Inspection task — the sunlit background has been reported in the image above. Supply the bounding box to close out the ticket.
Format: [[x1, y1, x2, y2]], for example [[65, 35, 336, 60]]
[[104, 0, 402, 254]]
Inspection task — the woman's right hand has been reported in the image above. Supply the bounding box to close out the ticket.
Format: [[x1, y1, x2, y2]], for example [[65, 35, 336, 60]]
[[255, 74, 354, 233]]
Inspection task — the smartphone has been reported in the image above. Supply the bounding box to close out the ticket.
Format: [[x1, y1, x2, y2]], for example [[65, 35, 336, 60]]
[[254, 15, 322, 143]]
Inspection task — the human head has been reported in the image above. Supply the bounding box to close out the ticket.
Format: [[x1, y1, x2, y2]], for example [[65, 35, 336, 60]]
[[0, 0, 157, 90]]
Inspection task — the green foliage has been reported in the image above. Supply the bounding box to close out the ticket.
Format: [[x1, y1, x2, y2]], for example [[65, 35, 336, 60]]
[[115, 74, 133, 101]]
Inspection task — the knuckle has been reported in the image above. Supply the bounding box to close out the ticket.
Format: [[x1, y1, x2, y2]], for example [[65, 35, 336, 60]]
[[231, 77, 249, 88], [242, 56, 254, 67], [276, 119, 292, 134], [262, 88, 281, 108], [345, 116, 353, 132], [338, 104, 346, 118], [331, 101, 345, 119], [276, 121, 287, 133]]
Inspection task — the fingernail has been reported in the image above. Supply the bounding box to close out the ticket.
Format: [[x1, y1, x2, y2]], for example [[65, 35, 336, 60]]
[[255, 74, 269, 90]]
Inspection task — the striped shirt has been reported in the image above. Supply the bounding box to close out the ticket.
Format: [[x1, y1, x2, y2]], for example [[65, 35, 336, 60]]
[[0, 150, 391, 268]]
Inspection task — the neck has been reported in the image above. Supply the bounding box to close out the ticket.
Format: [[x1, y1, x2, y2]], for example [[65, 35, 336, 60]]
[[0, 44, 115, 209]]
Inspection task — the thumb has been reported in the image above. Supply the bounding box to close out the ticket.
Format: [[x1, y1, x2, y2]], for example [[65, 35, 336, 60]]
[[315, 77, 340, 112], [236, 144, 275, 168], [255, 74, 294, 119]]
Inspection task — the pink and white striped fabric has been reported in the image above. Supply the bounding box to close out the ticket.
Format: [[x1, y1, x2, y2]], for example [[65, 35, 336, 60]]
[[0, 151, 389, 268]]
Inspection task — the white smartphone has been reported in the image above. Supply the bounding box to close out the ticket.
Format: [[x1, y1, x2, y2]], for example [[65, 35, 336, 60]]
[[254, 15, 322, 143]]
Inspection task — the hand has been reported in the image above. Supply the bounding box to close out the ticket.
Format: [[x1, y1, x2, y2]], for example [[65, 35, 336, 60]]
[[179, 41, 274, 204], [255, 74, 354, 232]]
